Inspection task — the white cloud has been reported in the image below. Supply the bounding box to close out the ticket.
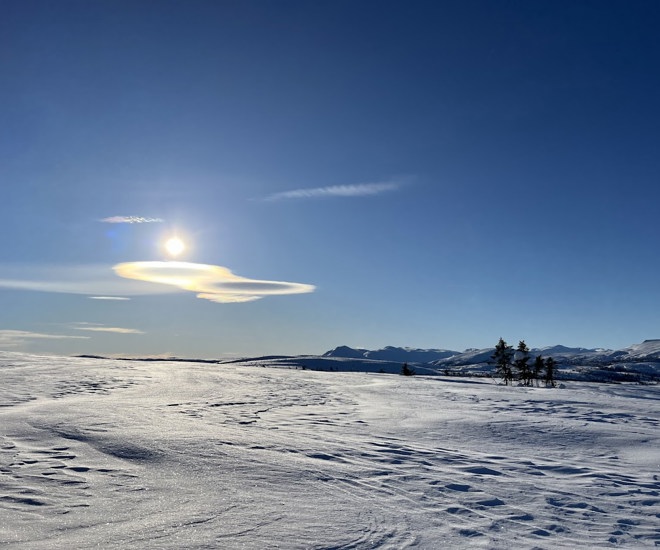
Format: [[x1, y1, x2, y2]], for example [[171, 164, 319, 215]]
[[70, 323, 144, 335], [263, 180, 403, 201], [0, 262, 314, 304], [0, 264, 180, 296], [100, 216, 164, 224], [0, 330, 89, 348], [113, 261, 315, 303]]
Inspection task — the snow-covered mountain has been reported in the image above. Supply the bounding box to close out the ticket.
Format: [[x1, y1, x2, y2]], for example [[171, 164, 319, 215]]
[[323, 345, 458, 363], [325, 340, 660, 365], [319, 340, 660, 381], [81, 340, 660, 382], [620, 339, 660, 359], [322, 345, 370, 359]]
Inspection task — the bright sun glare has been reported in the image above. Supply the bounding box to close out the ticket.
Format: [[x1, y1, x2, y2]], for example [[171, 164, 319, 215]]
[[164, 237, 185, 258]]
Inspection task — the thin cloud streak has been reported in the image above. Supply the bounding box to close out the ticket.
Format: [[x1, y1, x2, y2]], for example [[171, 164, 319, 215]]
[[0, 264, 181, 296], [263, 180, 402, 201], [71, 323, 144, 335], [100, 216, 164, 224], [0, 330, 89, 347], [88, 296, 131, 301]]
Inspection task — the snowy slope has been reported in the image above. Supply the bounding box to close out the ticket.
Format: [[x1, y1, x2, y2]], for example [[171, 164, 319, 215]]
[[1, 352, 659, 549], [621, 339, 660, 359], [324, 345, 458, 362]]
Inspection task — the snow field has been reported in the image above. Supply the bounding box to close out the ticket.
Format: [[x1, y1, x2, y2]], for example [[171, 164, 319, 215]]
[[0, 352, 658, 548]]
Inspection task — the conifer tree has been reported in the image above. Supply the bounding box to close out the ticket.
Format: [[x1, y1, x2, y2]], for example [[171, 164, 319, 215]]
[[544, 357, 557, 387], [492, 338, 514, 385], [533, 355, 544, 387], [401, 362, 415, 376], [514, 340, 531, 386]]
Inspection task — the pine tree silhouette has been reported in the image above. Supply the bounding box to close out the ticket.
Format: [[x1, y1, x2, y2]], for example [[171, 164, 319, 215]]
[[533, 355, 544, 387], [401, 362, 415, 376], [514, 340, 531, 386], [544, 357, 557, 387], [492, 338, 514, 385]]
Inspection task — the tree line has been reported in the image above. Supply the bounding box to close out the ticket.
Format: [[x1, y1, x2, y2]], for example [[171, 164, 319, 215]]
[[492, 338, 557, 387]]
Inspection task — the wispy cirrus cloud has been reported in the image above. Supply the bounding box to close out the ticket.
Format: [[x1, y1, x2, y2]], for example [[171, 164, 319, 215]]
[[0, 264, 180, 296], [70, 323, 145, 335], [100, 216, 164, 224], [88, 296, 131, 301], [263, 179, 405, 201], [0, 330, 89, 348]]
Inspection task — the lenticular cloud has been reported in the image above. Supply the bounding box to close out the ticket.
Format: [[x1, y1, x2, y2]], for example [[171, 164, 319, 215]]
[[113, 261, 315, 303]]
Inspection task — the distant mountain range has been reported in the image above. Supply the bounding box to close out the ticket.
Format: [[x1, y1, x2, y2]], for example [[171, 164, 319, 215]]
[[323, 340, 660, 365], [80, 340, 660, 384], [323, 345, 457, 363], [317, 340, 660, 382]]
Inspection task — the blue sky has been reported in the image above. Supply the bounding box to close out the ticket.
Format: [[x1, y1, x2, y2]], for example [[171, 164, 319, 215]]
[[1, 0, 659, 357]]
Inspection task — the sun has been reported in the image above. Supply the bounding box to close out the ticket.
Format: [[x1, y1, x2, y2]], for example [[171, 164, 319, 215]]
[[164, 237, 185, 258]]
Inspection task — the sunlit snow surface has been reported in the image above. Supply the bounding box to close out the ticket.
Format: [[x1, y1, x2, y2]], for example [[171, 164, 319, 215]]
[[1, 353, 659, 549]]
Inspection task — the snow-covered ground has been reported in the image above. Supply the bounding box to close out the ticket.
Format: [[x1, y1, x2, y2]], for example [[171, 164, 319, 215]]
[[1, 352, 658, 549]]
